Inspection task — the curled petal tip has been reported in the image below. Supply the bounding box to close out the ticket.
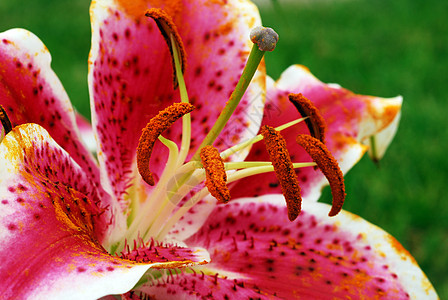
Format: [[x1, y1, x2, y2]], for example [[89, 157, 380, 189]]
[[250, 26, 279, 52]]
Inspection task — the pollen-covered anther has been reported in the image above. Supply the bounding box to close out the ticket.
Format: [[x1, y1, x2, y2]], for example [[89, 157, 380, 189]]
[[0, 105, 13, 136], [200, 145, 231, 203], [261, 125, 302, 221], [289, 93, 327, 144], [145, 8, 187, 88], [296, 134, 346, 216], [250, 26, 279, 52], [137, 102, 195, 186]]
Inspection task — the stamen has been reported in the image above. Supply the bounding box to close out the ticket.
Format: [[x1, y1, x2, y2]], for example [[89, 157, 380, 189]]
[[289, 93, 326, 144], [200, 145, 230, 203], [296, 134, 345, 216], [137, 102, 194, 186], [0, 105, 13, 136], [261, 125, 302, 221], [145, 8, 186, 88], [250, 26, 279, 52]]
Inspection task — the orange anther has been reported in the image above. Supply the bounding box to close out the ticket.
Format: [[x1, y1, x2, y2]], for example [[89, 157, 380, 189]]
[[289, 93, 326, 144], [296, 134, 345, 216], [145, 8, 187, 88], [200, 145, 230, 203], [137, 102, 194, 186], [261, 125, 302, 221]]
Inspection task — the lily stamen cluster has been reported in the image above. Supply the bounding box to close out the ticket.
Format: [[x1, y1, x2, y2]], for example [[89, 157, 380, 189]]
[[125, 8, 346, 251]]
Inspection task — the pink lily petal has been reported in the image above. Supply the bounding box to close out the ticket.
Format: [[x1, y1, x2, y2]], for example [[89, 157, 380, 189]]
[[179, 196, 436, 299], [231, 65, 402, 202], [0, 124, 209, 298], [0, 29, 102, 196], [89, 0, 264, 203]]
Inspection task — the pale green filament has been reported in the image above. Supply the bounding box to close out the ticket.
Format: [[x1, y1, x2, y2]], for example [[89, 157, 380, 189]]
[[155, 161, 316, 240], [143, 169, 205, 239], [170, 34, 192, 167], [122, 135, 180, 249], [220, 117, 307, 159]]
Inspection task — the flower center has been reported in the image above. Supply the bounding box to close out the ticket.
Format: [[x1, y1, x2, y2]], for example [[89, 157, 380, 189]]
[[110, 9, 345, 253]]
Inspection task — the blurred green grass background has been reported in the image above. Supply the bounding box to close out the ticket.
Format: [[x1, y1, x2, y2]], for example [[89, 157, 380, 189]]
[[1, 0, 446, 297]]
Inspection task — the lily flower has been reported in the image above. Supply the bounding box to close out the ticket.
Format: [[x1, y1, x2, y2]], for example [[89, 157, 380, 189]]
[[0, 0, 437, 299]]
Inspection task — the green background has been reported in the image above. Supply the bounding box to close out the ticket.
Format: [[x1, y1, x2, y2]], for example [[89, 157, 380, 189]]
[[1, 0, 446, 297]]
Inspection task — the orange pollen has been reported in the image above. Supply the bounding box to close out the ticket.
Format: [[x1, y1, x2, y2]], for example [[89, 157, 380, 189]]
[[200, 145, 230, 203], [296, 134, 346, 216], [137, 102, 195, 186], [0, 105, 13, 135], [145, 8, 187, 88], [261, 125, 302, 221], [289, 93, 327, 144]]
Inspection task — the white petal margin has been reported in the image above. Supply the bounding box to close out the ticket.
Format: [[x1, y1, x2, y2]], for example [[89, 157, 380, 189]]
[[30, 246, 210, 300], [27, 264, 151, 300]]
